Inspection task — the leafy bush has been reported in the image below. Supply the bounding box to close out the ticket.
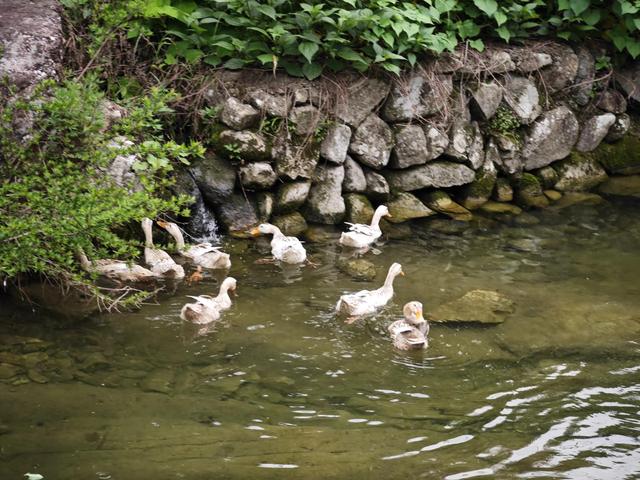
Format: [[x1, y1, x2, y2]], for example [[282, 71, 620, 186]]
[[128, 0, 640, 79], [0, 79, 202, 297]]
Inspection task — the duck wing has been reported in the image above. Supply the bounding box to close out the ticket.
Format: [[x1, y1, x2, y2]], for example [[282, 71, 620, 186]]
[[345, 223, 375, 236]]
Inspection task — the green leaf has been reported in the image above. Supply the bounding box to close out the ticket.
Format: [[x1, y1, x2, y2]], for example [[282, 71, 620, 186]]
[[473, 0, 498, 17], [469, 38, 485, 51], [581, 9, 601, 26], [407, 52, 417, 66], [256, 4, 277, 19], [302, 62, 323, 80], [381, 62, 401, 75], [337, 47, 368, 65], [627, 40, 640, 58], [496, 26, 511, 42], [299, 41, 319, 63], [494, 10, 507, 26], [223, 58, 247, 69], [570, 0, 590, 16]]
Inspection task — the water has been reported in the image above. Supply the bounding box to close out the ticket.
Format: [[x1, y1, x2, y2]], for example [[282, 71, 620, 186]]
[[1, 199, 640, 479]]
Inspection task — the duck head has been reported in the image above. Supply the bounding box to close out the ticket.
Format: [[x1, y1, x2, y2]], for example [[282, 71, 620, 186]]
[[403, 301, 424, 324]]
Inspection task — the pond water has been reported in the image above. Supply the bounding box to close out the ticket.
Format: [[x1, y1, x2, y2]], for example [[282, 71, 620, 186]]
[[1, 199, 640, 479]]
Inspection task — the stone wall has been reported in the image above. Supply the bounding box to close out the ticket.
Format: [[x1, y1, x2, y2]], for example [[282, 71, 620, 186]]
[[188, 42, 639, 238]]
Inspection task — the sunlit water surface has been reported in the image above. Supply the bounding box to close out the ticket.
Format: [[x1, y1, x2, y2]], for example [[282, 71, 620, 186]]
[[1, 199, 640, 479]]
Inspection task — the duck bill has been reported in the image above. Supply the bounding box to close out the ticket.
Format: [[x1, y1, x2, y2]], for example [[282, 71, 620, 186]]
[[249, 227, 260, 237], [399, 270, 405, 276], [156, 219, 168, 228]]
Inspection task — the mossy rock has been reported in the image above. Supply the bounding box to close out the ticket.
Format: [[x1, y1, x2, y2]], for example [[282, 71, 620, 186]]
[[343, 193, 374, 225], [337, 258, 377, 281], [543, 190, 562, 201], [549, 192, 604, 210], [459, 164, 497, 210], [552, 152, 608, 192], [492, 178, 514, 202], [515, 173, 549, 209], [272, 212, 308, 237], [430, 289, 515, 324], [592, 134, 640, 175], [420, 190, 472, 221], [598, 175, 640, 198], [386, 192, 435, 223], [380, 219, 413, 239], [303, 224, 341, 243], [479, 201, 522, 215], [533, 166, 558, 189]]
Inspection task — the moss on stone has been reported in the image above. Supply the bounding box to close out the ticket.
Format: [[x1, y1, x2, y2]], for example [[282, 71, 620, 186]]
[[592, 134, 640, 174], [518, 173, 542, 190]]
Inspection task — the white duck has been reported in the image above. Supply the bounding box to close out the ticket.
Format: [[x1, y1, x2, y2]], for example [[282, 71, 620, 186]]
[[250, 223, 307, 264], [340, 205, 392, 248], [180, 277, 237, 324], [76, 249, 158, 283], [141, 218, 185, 279], [336, 262, 404, 320], [388, 301, 429, 350], [156, 219, 231, 270]]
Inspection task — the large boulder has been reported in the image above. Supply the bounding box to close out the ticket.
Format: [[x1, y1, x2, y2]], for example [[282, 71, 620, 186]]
[[504, 76, 541, 125], [515, 173, 549, 208], [238, 162, 277, 190], [430, 290, 515, 324], [384, 162, 475, 191], [215, 193, 259, 236], [275, 181, 311, 213], [342, 155, 367, 193], [247, 89, 290, 117], [219, 130, 269, 161], [189, 153, 236, 204], [539, 43, 579, 93], [272, 131, 320, 180], [575, 113, 616, 152], [0, 0, 62, 91], [420, 191, 472, 221], [605, 114, 631, 143], [522, 106, 579, 170], [364, 169, 390, 202], [320, 123, 351, 164], [470, 81, 503, 120], [343, 193, 374, 225], [348, 114, 394, 169], [382, 73, 451, 122], [593, 134, 640, 175], [553, 153, 608, 191], [220, 97, 260, 130], [386, 192, 435, 223], [445, 121, 484, 169], [303, 165, 346, 224], [424, 126, 449, 161], [289, 105, 320, 136], [272, 212, 308, 237], [389, 124, 428, 168], [335, 78, 390, 127]]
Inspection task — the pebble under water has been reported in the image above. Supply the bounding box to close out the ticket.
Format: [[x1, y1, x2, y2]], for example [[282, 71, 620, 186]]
[[1, 199, 640, 479]]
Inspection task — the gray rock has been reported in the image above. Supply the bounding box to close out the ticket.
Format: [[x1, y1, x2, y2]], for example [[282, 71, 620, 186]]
[[511, 50, 553, 72], [239, 162, 277, 189], [515, 173, 549, 208], [189, 153, 236, 204], [337, 258, 377, 281], [220, 97, 260, 130], [0, 0, 62, 91], [424, 126, 449, 161], [289, 105, 320, 136], [320, 123, 351, 164], [101, 100, 127, 132], [304, 165, 346, 224], [386, 192, 435, 223], [215, 193, 259, 235], [342, 156, 367, 193], [492, 178, 514, 202], [539, 43, 579, 93], [384, 162, 475, 191], [615, 60, 640, 103], [364, 169, 390, 202], [276, 181, 311, 213], [247, 89, 289, 117], [272, 131, 320, 180], [272, 212, 308, 236], [219, 130, 269, 161], [576, 113, 616, 152], [522, 106, 579, 170], [256, 191, 274, 221], [504, 76, 541, 124], [382, 73, 451, 122], [598, 175, 640, 198], [335, 78, 390, 127], [533, 166, 559, 189], [459, 155, 497, 210], [430, 289, 515, 324], [343, 193, 374, 224], [390, 124, 428, 168], [420, 191, 472, 221], [595, 90, 627, 114], [605, 114, 631, 142], [172, 170, 219, 240], [470, 82, 503, 120], [459, 49, 515, 74], [572, 46, 596, 106], [493, 135, 522, 175], [553, 154, 608, 191], [445, 121, 484, 169], [349, 114, 394, 169]]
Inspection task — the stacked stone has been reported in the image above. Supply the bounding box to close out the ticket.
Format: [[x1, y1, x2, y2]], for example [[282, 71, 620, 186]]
[[188, 43, 639, 235]]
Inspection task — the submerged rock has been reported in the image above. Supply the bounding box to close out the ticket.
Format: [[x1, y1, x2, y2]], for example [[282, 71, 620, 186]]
[[303, 224, 341, 243], [598, 175, 640, 198], [421, 190, 472, 221], [337, 258, 377, 281], [479, 201, 522, 215], [550, 192, 603, 210], [430, 290, 515, 324]]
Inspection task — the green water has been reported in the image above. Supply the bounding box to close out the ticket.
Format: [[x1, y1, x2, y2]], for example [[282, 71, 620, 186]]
[[1, 200, 640, 479]]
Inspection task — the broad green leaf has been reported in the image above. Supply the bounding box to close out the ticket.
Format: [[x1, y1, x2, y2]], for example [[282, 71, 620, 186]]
[[494, 10, 507, 25], [570, 0, 590, 16], [627, 40, 640, 58], [302, 62, 323, 80], [223, 58, 247, 69], [337, 47, 368, 64], [496, 26, 511, 42], [299, 41, 319, 63], [257, 4, 277, 19], [381, 62, 401, 74], [473, 0, 498, 17], [581, 9, 601, 26], [469, 38, 485, 51], [257, 53, 275, 64]]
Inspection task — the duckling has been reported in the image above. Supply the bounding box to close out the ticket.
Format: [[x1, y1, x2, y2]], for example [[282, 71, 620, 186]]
[[156, 220, 231, 270], [250, 223, 307, 264], [339, 205, 391, 249], [141, 218, 185, 279], [388, 301, 429, 350], [187, 266, 204, 285], [76, 248, 157, 283], [336, 262, 404, 321], [180, 277, 237, 324]]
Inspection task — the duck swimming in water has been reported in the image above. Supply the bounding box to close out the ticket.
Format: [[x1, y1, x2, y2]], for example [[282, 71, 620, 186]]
[[180, 277, 237, 324], [156, 220, 231, 270], [141, 218, 185, 279], [339, 205, 391, 249], [76, 248, 157, 283], [250, 223, 307, 264], [388, 301, 429, 350]]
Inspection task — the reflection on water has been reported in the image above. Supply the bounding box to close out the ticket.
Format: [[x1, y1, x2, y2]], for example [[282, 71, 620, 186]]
[[1, 199, 640, 479]]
